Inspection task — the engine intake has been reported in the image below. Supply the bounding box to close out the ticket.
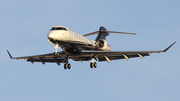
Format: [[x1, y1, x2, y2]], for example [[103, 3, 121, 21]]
[[96, 40, 111, 51], [97, 40, 104, 48]]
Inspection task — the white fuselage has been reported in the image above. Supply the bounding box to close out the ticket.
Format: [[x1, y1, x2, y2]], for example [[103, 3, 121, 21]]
[[48, 26, 111, 51], [48, 26, 93, 44]]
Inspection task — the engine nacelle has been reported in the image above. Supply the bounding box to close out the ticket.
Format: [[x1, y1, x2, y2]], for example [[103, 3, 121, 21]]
[[96, 39, 112, 51]]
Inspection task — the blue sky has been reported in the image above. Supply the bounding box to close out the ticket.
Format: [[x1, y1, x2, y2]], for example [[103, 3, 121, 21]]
[[0, 0, 179, 101]]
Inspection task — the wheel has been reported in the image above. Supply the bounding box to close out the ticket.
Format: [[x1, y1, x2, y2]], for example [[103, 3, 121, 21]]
[[94, 62, 97, 68], [64, 64, 67, 69], [90, 62, 94, 68], [54, 52, 59, 56], [68, 64, 71, 69]]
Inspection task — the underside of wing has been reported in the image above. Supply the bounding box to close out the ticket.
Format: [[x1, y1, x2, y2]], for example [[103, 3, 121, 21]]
[[7, 51, 67, 65], [7, 42, 176, 64], [79, 42, 176, 62], [97, 53, 150, 61], [27, 57, 66, 64], [79, 50, 152, 62]]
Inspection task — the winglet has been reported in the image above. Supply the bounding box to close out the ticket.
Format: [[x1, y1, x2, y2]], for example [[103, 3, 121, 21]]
[[7, 50, 13, 59], [163, 42, 176, 52]]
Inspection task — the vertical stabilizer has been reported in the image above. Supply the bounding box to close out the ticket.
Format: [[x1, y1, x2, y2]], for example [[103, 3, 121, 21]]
[[95, 26, 109, 43]]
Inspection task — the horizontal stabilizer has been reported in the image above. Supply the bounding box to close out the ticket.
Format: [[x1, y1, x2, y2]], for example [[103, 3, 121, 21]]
[[106, 31, 137, 35], [83, 31, 137, 36]]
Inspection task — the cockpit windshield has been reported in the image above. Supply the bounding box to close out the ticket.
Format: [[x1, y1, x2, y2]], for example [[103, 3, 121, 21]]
[[51, 27, 67, 31]]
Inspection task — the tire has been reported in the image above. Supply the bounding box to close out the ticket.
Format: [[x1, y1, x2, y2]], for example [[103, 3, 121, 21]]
[[68, 64, 71, 69], [94, 62, 97, 68], [54, 52, 59, 56], [54, 52, 57, 56], [90, 62, 93, 68], [64, 64, 67, 69]]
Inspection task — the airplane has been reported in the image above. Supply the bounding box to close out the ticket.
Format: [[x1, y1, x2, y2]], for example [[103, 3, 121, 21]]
[[7, 26, 176, 69]]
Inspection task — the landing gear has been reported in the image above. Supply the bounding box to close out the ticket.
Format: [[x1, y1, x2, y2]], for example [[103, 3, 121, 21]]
[[94, 62, 97, 68], [90, 62, 93, 68], [54, 44, 59, 55], [64, 63, 71, 70], [90, 62, 97, 68], [64, 64, 67, 69], [54, 52, 60, 56], [90, 58, 97, 68], [63, 56, 71, 70], [67, 64, 71, 69], [53, 44, 72, 69]]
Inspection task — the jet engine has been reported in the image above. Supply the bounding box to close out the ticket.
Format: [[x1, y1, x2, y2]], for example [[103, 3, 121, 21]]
[[96, 39, 112, 51]]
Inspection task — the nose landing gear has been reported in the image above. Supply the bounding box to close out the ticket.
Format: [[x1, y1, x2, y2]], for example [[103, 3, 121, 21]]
[[54, 44, 59, 56]]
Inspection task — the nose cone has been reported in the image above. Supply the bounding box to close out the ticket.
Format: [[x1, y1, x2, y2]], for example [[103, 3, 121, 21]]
[[48, 31, 59, 40], [48, 30, 68, 41]]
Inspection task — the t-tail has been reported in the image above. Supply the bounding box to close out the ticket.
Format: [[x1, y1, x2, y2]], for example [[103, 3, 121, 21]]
[[95, 26, 109, 43], [83, 26, 137, 51]]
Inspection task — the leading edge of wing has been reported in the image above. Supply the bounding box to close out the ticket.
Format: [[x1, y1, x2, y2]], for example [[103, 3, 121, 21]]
[[80, 42, 176, 55], [6, 50, 65, 59]]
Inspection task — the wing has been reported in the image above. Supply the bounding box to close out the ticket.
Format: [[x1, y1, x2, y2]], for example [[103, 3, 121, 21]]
[[7, 51, 67, 65], [79, 42, 176, 63], [7, 42, 176, 64]]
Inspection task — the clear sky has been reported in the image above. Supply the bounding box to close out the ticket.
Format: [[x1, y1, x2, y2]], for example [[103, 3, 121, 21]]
[[0, 0, 179, 101]]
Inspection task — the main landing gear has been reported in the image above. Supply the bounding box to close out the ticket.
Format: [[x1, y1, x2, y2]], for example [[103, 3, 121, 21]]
[[64, 56, 71, 70], [64, 63, 71, 69], [53, 44, 98, 69], [90, 62, 97, 68], [53, 44, 72, 70], [90, 58, 97, 68]]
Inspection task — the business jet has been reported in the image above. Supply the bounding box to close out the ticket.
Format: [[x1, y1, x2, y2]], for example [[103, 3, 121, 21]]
[[7, 26, 176, 69]]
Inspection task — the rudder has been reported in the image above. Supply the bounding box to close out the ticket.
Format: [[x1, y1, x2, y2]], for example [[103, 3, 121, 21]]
[[95, 26, 109, 42]]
